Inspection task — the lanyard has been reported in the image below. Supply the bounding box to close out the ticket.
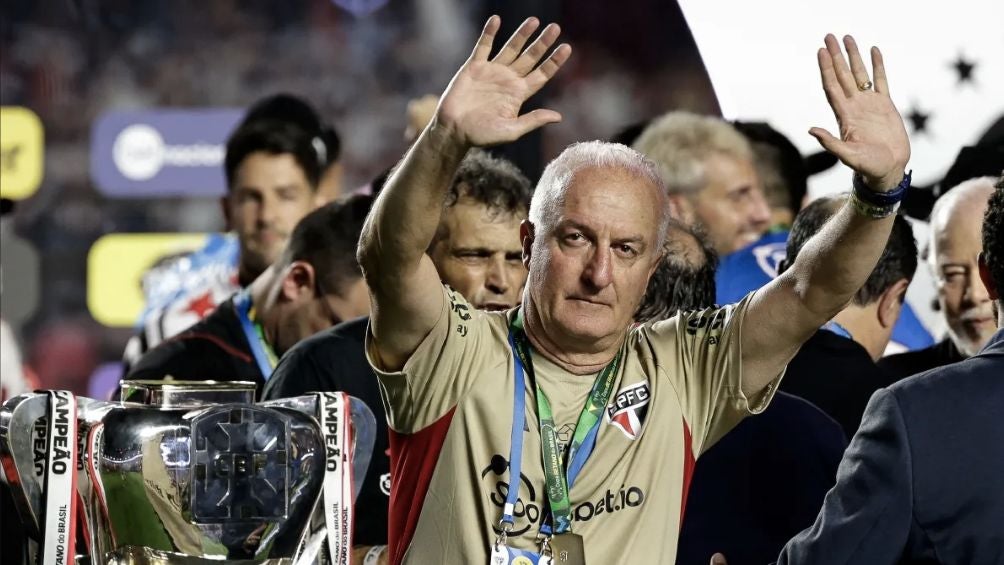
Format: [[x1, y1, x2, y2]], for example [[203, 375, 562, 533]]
[[821, 320, 853, 340], [502, 310, 622, 536], [233, 290, 279, 380]]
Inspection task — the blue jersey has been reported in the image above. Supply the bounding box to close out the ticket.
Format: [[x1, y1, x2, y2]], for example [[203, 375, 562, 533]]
[[716, 231, 789, 305], [715, 231, 934, 351]]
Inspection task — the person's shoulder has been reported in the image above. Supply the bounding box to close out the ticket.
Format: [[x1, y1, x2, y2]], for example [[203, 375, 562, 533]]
[[128, 326, 251, 381], [889, 346, 1004, 400], [877, 340, 942, 373], [291, 317, 369, 358], [265, 317, 377, 400], [751, 392, 849, 452]]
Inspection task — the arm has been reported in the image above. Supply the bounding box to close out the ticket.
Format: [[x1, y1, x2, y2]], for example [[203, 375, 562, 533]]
[[357, 15, 571, 371], [741, 35, 911, 396], [776, 389, 914, 564]]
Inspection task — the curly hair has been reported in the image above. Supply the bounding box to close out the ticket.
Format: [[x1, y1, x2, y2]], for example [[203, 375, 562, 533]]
[[983, 173, 1004, 294], [446, 149, 532, 217], [635, 221, 719, 323]]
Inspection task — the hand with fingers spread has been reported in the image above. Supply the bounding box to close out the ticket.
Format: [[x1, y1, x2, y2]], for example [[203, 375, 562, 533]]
[[435, 15, 571, 147], [810, 34, 910, 191]]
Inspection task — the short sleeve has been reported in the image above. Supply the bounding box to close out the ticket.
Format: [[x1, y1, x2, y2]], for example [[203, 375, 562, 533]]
[[365, 285, 508, 433], [641, 294, 785, 455]]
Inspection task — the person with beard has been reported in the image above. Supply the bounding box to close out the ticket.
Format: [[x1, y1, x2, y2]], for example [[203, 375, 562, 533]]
[[879, 176, 997, 379], [633, 221, 719, 322], [632, 112, 773, 258], [766, 176, 1004, 565]]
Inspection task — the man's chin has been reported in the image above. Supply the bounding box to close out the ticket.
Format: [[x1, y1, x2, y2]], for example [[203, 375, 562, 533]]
[[949, 330, 994, 357]]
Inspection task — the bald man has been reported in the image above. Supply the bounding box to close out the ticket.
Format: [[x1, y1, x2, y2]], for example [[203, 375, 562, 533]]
[[880, 177, 996, 380]]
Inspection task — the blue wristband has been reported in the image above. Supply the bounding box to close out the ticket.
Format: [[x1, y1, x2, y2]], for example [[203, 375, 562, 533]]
[[852, 170, 912, 207]]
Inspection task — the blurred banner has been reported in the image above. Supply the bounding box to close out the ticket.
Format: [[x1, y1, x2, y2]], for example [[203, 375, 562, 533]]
[[90, 109, 243, 198], [87, 233, 210, 327], [0, 107, 44, 200], [678, 0, 1004, 198]]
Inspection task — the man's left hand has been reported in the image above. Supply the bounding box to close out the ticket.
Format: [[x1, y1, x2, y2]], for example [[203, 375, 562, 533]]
[[809, 34, 910, 191]]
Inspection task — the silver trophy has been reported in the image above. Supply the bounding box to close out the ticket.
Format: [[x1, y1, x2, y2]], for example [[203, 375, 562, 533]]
[[0, 380, 375, 565]]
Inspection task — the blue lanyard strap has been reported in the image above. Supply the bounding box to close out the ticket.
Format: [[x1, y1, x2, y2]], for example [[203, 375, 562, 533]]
[[821, 320, 853, 340], [502, 309, 620, 536], [501, 330, 528, 527], [233, 290, 278, 380]]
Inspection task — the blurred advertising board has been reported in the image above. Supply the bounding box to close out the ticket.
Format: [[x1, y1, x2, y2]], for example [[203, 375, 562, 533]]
[[87, 233, 210, 327], [90, 108, 243, 198], [0, 107, 44, 200]]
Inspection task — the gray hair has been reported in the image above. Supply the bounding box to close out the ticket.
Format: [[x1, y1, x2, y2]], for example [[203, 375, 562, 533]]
[[529, 140, 671, 243], [632, 111, 753, 196]]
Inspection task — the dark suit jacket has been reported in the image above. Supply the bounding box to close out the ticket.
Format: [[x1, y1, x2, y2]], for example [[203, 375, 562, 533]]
[[878, 338, 967, 384], [676, 393, 847, 565], [777, 329, 1004, 564]]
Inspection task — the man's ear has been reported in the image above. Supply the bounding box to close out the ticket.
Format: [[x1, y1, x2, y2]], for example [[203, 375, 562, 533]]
[[520, 220, 535, 270], [220, 196, 233, 231], [978, 252, 999, 300], [280, 261, 317, 303], [877, 278, 910, 329], [667, 194, 692, 223]]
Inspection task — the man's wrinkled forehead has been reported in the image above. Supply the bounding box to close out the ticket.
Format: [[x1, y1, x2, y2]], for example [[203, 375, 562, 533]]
[[437, 197, 525, 247], [554, 166, 668, 236]]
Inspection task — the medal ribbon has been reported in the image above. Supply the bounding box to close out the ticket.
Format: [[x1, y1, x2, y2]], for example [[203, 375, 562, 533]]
[[508, 310, 622, 536], [234, 290, 280, 380]]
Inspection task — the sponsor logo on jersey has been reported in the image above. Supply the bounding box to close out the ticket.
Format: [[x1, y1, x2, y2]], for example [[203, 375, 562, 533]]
[[481, 454, 646, 537], [605, 381, 650, 440]]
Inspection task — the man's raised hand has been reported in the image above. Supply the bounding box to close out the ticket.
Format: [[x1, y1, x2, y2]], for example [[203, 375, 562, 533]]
[[810, 34, 910, 191], [435, 16, 571, 147]]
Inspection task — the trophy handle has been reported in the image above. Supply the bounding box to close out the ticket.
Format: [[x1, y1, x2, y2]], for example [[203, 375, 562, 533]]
[[0, 392, 49, 538]]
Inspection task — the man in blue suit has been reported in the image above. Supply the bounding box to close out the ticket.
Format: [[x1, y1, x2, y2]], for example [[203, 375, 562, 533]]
[[774, 176, 1004, 563]]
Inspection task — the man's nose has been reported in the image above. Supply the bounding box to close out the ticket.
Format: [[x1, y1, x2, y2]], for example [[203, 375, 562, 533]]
[[748, 188, 772, 229], [581, 247, 613, 290], [963, 267, 991, 305], [257, 193, 279, 225], [485, 256, 511, 295]]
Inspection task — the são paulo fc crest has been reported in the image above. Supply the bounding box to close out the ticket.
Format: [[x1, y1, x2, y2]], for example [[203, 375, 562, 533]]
[[605, 381, 650, 440]]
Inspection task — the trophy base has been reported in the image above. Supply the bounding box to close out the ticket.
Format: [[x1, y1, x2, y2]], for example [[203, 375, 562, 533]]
[[104, 546, 293, 565]]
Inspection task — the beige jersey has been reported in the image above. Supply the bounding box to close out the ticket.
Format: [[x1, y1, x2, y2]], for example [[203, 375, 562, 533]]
[[368, 286, 782, 564]]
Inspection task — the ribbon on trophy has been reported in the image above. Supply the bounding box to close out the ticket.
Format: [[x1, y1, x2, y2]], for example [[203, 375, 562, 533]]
[[39, 390, 79, 565], [319, 391, 355, 565]]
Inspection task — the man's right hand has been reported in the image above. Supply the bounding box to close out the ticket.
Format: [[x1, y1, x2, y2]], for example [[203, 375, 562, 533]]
[[359, 16, 570, 372], [434, 15, 571, 148]]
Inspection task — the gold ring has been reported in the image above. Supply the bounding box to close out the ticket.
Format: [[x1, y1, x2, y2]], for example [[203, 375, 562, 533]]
[[858, 80, 873, 91]]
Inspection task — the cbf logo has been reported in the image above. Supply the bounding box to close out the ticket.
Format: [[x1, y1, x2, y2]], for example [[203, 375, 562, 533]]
[[191, 407, 289, 523], [605, 381, 650, 440]]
